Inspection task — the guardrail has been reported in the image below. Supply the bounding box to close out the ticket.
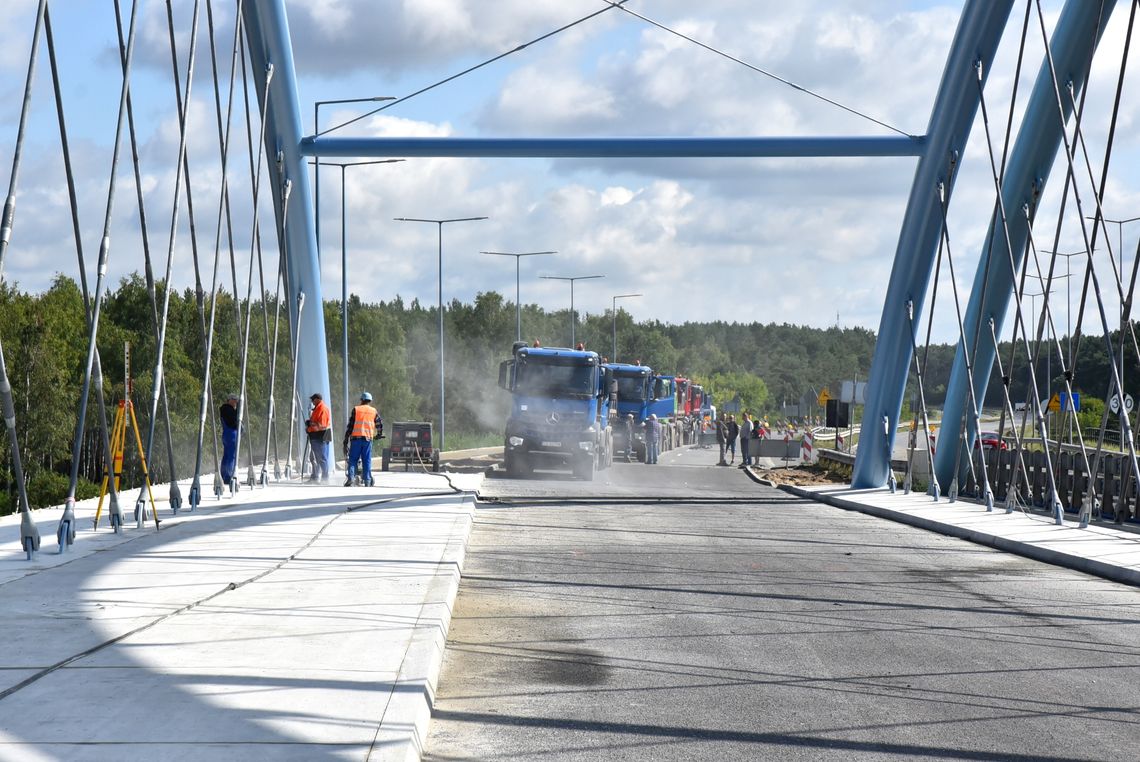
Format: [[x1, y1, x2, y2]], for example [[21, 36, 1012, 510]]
[[817, 448, 908, 473]]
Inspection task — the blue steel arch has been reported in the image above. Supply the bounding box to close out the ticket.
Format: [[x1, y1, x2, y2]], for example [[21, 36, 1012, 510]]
[[930, 0, 1117, 492], [244, 0, 1043, 476], [242, 0, 331, 413], [852, 0, 1017, 488]]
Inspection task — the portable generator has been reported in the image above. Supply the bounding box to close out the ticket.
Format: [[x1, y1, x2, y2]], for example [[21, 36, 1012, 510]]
[[381, 421, 440, 472]]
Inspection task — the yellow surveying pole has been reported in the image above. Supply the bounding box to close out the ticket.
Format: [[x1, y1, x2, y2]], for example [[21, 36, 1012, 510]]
[[93, 399, 127, 529], [92, 344, 159, 529]]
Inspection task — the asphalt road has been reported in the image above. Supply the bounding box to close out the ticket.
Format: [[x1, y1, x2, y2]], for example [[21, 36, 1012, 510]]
[[424, 444, 1140, 761]]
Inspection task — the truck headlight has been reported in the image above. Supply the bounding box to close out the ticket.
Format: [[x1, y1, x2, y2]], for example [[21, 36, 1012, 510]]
[[508, 436, 524, 447], [586, 425, 597, 434], [578, 441, 592, 451]]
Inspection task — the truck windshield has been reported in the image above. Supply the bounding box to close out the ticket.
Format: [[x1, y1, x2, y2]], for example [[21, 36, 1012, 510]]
[[614, 374, 648, 402], [516, 358, 596, 398]]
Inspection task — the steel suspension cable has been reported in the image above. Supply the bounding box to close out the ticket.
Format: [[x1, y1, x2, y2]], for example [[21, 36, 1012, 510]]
[[998, 2, 1103, 515], [232, 42, 274, 491], [903, 183, 954, 500], [1061, 1, 1140, 490], [138, 0, 204, 517], [189, 0, 245, 510], [934, 180, 994, 509], [1021, 227, 1097, 524], [601, 1, 913, 138], [236, 32, 263, 487], [1048, 5, 1139, 519], [58, 0, 145, 551], [904, 299, 939, 499], [203, 0, 254, 497], [0, 0, 48, 558], [983, 315, 1036, 511], [261, 177, 293, 482], [982, 1, 1033, 457], [1062, 0, 1140, 522], [1031, 0, 1140, 509], [1063, 76, 1140, 373], [111, 0, 174, 524], [207, 25, 252, 493], [43, 2, 124, 533], [973, 53, 1062, 516], [286, 289, 305, 480], [319, 1, 631, 137], [239, 41, 278, 485], [185, 4, 220, 509], [1003, 211, 1041, 512], [277, 167, 303, 479]]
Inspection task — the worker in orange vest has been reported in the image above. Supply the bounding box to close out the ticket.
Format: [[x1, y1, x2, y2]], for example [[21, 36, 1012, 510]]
[[305, 392, 332, 483], [343, 391, 382, 486]]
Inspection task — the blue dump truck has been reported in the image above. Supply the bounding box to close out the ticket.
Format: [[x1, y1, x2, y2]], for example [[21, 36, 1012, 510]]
[[498, 342, 614, 480], [606, 362, 678, 461]]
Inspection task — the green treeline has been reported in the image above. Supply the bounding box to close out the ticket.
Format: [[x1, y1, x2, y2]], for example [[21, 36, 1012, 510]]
[[0, 273, 1133, 513]]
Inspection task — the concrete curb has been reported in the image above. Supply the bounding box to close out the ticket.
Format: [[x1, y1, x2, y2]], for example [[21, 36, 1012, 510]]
[[441, 445, 502, 459], [740, 465, 777, 489], [781, 484, 1140, 588], [375, 494, 477, 762]]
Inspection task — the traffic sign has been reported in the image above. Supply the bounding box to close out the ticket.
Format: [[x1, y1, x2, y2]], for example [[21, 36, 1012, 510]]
[[1110, 394, 1134, 415], [1047, 393, 1060, 413], [817, 388, 831, 406]]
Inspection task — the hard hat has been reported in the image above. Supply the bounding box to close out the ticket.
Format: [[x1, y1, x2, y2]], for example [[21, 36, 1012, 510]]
[[226, 393, 239, 402], [360, 391, 372, 402], [626, 413, 634, 419], [650, 414, 657, 420]]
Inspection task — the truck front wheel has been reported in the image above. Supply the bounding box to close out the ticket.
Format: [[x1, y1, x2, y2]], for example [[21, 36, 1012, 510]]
[[505, 449, 527, 478], [575, 454, 595, 481]]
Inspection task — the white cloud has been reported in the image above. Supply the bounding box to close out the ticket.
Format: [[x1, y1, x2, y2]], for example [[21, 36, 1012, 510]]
[[1, 0, 1138, 354], [600, 186, 634, 206]]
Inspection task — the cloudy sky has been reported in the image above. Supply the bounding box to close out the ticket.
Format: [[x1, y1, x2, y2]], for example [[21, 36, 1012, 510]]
[[0, 0, 1137, 346]]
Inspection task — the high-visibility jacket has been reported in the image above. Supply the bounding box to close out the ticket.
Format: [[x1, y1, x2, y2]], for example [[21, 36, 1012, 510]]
[[349, 404, 379, 439], [306, 400, 331, 433]]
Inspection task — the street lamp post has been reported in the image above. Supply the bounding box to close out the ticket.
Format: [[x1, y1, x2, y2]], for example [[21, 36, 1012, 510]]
[[481, 250, 557, 341], [1025, 290, 1050, 439], [540, 275, 604, 347], [1087, 215, 1139, 435], [394, 216, 489, 452], [312, 159, 403, 440], [1041, 251, 1084, 365], [1044, 251, 1083, 444], [611, 293, 641, 361], [314, 96, 393, 455], [1025, 279, 1069, 440]]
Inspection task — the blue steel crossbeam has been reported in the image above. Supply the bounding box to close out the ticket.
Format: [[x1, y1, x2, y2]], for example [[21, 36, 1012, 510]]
[[300, 135, 925, 159]]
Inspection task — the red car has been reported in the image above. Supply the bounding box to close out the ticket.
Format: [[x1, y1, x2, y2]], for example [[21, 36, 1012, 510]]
[[976, 431, 1007, 450]]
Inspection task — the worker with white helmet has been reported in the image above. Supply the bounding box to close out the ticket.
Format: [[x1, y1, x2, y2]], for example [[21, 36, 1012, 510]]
[[343, 391, 382, 486]]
